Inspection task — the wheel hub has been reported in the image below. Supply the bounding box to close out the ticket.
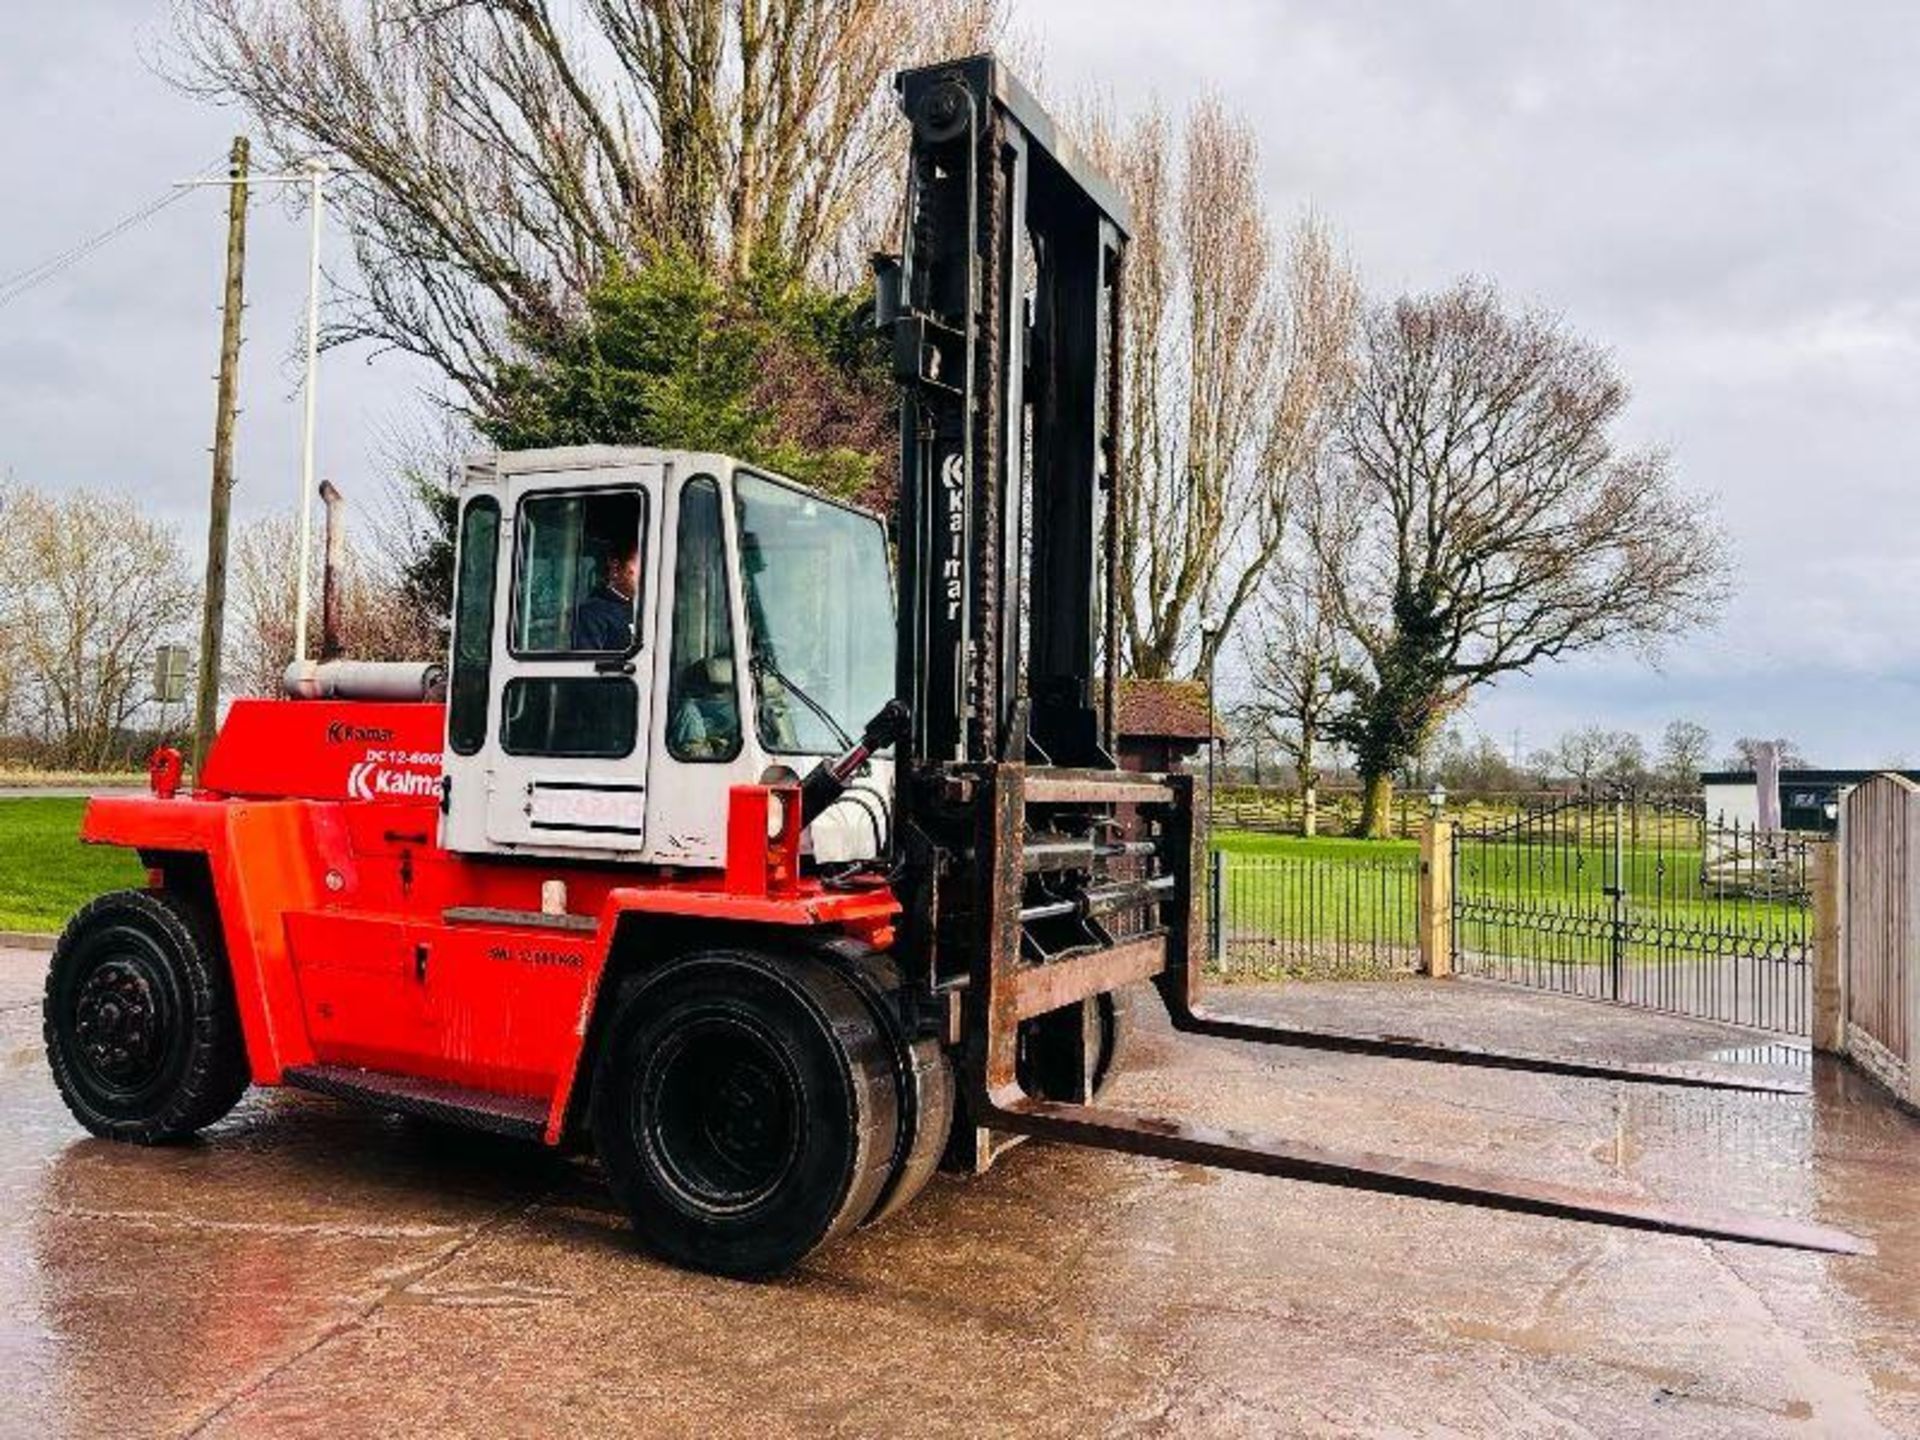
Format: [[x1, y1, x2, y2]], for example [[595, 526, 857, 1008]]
[[644, 1018, 801, 1213], [706, 1060, 781, 1170], [73, 960, 162, 1085]]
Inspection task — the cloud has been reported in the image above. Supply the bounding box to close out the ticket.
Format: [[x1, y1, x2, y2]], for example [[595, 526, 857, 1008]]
[[1, 2, 1915, 762], [0, 3, 435, 544], [0, 335, 89, 393], [1019, 0, 1920, 761]]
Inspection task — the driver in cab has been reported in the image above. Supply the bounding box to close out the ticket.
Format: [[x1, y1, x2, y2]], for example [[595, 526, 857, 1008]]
[[573, 535, 639, 651]]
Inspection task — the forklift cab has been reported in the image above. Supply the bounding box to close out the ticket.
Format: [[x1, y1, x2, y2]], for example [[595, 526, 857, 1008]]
[[438, 446, 896, 868]]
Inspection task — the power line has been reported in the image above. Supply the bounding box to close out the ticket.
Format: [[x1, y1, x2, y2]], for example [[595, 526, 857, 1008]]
[[0, 187, 190, 308], [0, 159, 224, 311]]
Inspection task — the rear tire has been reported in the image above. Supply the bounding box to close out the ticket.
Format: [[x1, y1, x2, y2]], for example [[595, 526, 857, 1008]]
[[1020, 987, 1132, 1102], [589, 948, 899, 1278], [43, 888, 250, 1144], [1092, 985, 1132, 1095]]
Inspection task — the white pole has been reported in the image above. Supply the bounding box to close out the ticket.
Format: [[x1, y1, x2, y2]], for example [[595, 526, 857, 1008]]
[[292, 162, 326, 666]]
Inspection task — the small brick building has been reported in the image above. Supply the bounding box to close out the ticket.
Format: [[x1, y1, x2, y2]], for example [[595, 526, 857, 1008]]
[[1115, 678, 1219, 774]]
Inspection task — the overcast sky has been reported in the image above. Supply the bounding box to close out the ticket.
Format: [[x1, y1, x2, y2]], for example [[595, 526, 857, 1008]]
[[2, 3, 1917, 766]]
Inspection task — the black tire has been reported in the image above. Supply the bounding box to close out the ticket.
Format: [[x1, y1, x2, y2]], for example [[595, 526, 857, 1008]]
[[1091, 985, 1133, 1097], [43, 888, 251, 1144], [1019, 987, 1132, 1103], [589, 948, 899, 1278], [812, 937, 956, 1230]]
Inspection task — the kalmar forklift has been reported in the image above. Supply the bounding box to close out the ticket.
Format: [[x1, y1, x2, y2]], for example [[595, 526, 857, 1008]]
[[42, 55, 1863, 1275]]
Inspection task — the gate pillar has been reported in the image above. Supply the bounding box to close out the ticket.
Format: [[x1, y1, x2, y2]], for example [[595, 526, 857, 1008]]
[[1419, 819, 1454, 978], [1811, 840, 1845, 1055]]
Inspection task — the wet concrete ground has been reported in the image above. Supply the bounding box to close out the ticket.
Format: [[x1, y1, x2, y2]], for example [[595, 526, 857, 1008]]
[[3, 948, 1917, 1439]]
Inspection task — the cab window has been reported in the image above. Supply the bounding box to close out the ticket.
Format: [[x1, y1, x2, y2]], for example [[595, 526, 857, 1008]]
[[447, 496, 500, 756], [666, 476, 742, 761], [736, 472, 894, 754], [500, 677, 638, 758], [511, 490, 646, 656]]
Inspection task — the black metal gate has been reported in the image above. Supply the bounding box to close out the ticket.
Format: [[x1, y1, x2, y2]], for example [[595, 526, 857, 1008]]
[[1451, 795, 1814, 1036]]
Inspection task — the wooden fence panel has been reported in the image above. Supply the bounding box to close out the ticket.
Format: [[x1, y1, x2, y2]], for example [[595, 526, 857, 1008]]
[[1841, 773, 1917, 1097]]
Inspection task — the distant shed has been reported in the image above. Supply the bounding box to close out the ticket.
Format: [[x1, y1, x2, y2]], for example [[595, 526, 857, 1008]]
[[1115, 679, 1220, 774], [1701, 768, 1920, 835]]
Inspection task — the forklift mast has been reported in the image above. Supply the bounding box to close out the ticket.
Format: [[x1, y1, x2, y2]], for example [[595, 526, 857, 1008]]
[[876, 57, 1185, 1105], [886, 55, 1128, 775], [861, 56, 1195, 1174]]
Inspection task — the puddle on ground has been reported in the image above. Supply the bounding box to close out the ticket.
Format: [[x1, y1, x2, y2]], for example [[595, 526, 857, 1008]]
[[1447, 1317, 1695, 1391], [393, 1280, 575, 1311], [1706, 1043, 1811, 1071], [1590, 1127, 1643, 1172], [1590, 1096, 1643, 1173]]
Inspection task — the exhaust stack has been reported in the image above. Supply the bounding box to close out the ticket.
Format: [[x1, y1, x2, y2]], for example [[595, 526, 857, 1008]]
[[284, 659, 445, 703], [319, 479, 345, 661]]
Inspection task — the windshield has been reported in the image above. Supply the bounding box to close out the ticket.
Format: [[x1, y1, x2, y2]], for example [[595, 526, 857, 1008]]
[[736, 472, 895, 755]]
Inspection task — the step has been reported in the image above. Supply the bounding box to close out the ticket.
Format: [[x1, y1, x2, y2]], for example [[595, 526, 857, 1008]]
[[281, 1064, 549, 1140]]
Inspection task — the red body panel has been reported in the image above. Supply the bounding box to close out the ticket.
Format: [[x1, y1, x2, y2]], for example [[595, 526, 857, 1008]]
[[84, 700, 899, 1144], [198, 698, 446, 801]]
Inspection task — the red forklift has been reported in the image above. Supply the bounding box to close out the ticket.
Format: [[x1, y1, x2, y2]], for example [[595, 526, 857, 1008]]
[[42, 55, 1861, 1276]]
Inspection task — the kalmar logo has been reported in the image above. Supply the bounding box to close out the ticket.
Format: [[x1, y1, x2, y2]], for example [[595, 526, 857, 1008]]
[[347, 759, 439, 800]]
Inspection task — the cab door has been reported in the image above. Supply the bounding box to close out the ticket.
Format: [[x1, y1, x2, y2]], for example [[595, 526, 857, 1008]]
[[480, 466, 661, 854]]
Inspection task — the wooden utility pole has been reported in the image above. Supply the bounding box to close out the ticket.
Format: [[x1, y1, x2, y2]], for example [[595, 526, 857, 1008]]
[[192, 136, 249, 771]]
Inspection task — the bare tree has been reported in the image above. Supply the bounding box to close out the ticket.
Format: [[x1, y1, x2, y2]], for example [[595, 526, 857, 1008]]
[[0, 484, 199, 769], [230, 510, 439, 696], [229, 518, 295, 699], [174, 0, 1002, 399], [1086, 98, 1358, 681], [1533, 725, 1645, 791], [1240, 562, 1341, 834], [1724, 735, 1809, 771], [367, 408, 472, 634], [1311, 280, 1729, 837], [1219, 699, 1278, 786], [1533, 726, 1600, 788], [0, 535, 21, 742], [1427, 726, 1528, 794], [1657, 719, 1713, 788], [1599, 731, 1649, 788]]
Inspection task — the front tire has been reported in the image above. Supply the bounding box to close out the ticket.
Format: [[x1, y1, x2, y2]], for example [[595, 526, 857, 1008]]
[[812, 938, 956, 1230], [43, 889, 250, 1143], [589, 949, 899, 1278]]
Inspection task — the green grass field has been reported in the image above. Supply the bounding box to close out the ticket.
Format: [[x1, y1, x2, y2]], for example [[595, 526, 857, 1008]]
[[1212, 835, 1421, 979], [0, 798, 144, 935], [1212, 831, 1418, 860]]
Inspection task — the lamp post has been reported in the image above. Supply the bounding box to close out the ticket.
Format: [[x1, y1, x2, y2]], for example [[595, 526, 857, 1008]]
[[1199, 612, 1226, 969], [179, 156, 348, 677], [1200, 612, 1225, 834], [292, 160, 329, 667]]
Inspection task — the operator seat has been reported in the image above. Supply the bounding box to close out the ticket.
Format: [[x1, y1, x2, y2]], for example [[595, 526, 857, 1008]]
[[670, 657, 739, 759]]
